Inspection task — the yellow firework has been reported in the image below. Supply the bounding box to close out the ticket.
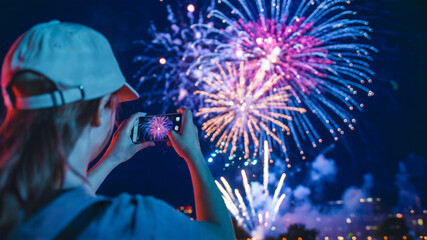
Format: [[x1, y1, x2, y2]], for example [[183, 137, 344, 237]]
[[194, 62, 306, 159]]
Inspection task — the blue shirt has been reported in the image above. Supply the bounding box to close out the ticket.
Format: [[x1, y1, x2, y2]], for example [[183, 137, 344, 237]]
[[12, 186, 201, 239]]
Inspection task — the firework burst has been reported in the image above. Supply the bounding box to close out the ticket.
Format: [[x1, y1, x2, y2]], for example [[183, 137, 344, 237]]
[[141, 116, 173, 140], [194, 61, 306, 159], [133, 2, 223, 112], [191, 0, 377, 159], [216, 141, 287, 237]]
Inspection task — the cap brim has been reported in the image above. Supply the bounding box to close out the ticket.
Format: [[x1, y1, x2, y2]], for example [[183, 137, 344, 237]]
[[117, 82, 139, 102]]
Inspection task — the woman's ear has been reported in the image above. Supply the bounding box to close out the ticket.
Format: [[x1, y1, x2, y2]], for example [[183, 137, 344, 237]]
[[92, 95, 112, 127]]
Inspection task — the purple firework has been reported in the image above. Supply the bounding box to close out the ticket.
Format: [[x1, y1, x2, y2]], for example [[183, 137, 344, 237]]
[[133, 2, 219, 112], [143, 116, 173, 140]]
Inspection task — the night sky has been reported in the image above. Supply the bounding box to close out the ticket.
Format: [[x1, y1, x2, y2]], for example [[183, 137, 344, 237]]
[[0, 0, 426, 212]]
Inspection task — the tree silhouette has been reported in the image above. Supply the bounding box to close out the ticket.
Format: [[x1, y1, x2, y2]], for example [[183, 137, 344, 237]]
[[278, 224, 318, 240], [265, 237, 277, 240], [232, 218, 252, 240], [373, 216, 413, 240]]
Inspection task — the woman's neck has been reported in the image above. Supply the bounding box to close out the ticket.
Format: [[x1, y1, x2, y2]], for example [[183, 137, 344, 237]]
[[62, 128, 92, 191]]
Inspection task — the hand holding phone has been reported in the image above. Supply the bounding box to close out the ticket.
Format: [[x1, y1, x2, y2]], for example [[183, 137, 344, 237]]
[[167, 108, 203, 162], [131, 113, 183, 143]]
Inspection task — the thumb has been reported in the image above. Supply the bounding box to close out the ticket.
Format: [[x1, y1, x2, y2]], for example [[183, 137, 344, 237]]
[[124, 112, 147, 134]]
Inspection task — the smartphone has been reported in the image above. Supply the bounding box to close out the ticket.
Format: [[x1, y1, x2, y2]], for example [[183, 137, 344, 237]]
[[131, 113, 183, 143]]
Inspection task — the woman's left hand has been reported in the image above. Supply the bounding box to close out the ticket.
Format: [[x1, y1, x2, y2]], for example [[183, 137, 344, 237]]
[[103, 112, 155, 163], [87, 112, 155, 191]]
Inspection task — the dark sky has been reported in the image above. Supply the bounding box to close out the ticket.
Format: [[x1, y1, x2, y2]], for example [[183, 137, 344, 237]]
[[0, 0, 426, 210]]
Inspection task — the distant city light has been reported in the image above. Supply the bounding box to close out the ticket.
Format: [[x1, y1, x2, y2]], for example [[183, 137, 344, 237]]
[[159, 57, 166, 65], [187, 4, 195, 13], [177, 206, 193, 216]]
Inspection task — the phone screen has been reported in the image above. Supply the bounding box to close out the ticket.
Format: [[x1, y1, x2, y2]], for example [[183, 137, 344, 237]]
[[131, 113, 182, 143]]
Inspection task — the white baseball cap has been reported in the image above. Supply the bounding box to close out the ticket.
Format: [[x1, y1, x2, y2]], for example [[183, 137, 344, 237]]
[[1, 20, 139, 109]]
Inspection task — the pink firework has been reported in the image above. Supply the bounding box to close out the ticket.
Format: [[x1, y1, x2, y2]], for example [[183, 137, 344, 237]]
[[145, 116, 173, 140], [235, 18, 333, 93]]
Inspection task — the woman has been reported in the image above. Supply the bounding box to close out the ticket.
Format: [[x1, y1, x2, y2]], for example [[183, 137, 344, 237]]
[[0, 20, 234, 239]]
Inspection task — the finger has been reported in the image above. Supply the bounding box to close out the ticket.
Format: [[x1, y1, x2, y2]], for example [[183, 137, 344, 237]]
[[137, 141, 155, 150], [177, 108, 193, 123], [123, 112, 147, 133], [177, 107, 185, 114], [177, 108, 193, 133], [112, 120, 128, 139], [177, 108, 185, 129], [167, 129, 180, 141], [185, 108, 193, 123], [167, 131, 173, 140], [116, 118, 129, 131]]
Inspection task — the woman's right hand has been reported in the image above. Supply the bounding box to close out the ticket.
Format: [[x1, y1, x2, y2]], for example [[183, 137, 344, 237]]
[[167, 108, 203, 161], [168, 108, 235, 240]]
